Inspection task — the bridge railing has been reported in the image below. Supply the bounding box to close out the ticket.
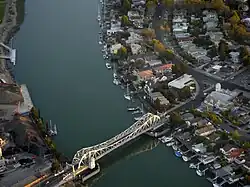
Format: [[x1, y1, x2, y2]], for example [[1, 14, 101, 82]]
[[76, 114, 160, 168], [72, 113, 156, 164]]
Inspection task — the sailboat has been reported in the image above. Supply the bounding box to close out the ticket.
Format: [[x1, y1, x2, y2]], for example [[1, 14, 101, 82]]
[[48, 120, 57, 136], [124, 84, 131, 101], [113, 65, 120, 85], [53, 124, 57, 135]]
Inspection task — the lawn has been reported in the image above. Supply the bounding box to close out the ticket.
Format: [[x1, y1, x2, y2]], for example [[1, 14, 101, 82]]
[[0, 2, 5, 24]]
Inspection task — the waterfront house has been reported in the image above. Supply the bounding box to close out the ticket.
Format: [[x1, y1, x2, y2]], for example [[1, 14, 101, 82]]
[[192, 143, 207, 154], [0, 84, 23, 121], [110, 43, 122, 54], [148, 92, 170, 107], [220, 144, 238, 155], [195, 124, 216, 137]]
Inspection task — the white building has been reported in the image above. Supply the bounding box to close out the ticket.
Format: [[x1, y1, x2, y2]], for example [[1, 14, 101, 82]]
[[110, 44, 122, 54], [168, 74, 194, 89], [130, 43, 141, 55]]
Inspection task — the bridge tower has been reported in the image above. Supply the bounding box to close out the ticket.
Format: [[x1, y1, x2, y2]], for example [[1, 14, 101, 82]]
[[89, 157, 96, 169]]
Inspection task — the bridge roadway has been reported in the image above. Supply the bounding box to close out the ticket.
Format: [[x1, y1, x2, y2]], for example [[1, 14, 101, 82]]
[[72, 113, 155, 161]]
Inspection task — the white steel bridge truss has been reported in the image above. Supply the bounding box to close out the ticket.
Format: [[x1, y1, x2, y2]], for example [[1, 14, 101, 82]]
[[72, 113, 160, 168]]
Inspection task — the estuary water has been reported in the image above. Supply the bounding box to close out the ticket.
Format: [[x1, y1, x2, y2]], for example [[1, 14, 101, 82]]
[[13, 0, 211, 186]]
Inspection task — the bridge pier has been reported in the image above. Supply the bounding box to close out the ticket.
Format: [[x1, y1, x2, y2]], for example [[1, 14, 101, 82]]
[[89, 157, 96, 169]]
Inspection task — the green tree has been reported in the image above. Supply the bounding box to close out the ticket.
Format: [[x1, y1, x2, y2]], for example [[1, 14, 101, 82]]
[[31, 107, 39, 119], [51, 159, 60, 173], [121, 0, 131, 14], [118, 46, 128, 59], [121, 15, 130, 27], [169, 112, 184, 125], [218, 40, 229, 61], [231, 130, 240, 141]]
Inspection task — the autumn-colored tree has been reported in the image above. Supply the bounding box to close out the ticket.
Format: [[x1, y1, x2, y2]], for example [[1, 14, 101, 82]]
[[118, 46, 128, 59], [211, 0, 225, 11], [163, 0, 174, 7], [229, 11, 240, 25], [154, 41, 165, 53], [141, 28, 156, 39]]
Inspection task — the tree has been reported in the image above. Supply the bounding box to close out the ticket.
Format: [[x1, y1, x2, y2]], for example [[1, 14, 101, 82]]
[[146, 0, 156, 8], [169, 112, 184, 125], [154, 41, 166, 53], [51, 159, 60, 173], [118, 46, 128, 59], [229, 11, 240, 25], [163, 0, 174, 7], [121, 15, 130, 27], [207, 45, 217, 58], [31, 107, 39, 119], [141, 28, 155, 39], [218, 40, 229, 61], [231, 130, 240, 141], [180, 86, 191, 100], [211, 0, 225, 11], [121, 0, 131, 14]]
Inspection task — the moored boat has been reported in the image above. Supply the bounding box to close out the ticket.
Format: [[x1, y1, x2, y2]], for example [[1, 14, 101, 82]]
[[105, 63, 112, 69]]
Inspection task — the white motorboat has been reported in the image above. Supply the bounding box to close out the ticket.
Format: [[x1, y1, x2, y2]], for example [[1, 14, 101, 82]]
[[166, 141, 175, 147], [182, 156, 189, 162], [127, 107, 139, 111], [105, 63, 112, 69], [172, 144, 178, 151], [113, 78, 119, 85], [99, 41, 102, 45], [161, 136, 173, 143], [196, 169, 203, 177], [132, 110, 141, 115], [189, 163, 196, 169]]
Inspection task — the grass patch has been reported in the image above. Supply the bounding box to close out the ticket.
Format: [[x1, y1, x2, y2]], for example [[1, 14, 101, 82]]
[[0, 2, 6, 24]]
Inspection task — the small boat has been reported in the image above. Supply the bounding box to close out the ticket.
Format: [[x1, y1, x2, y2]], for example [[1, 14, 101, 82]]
[[99, 41, 102, 45], [113, 78, 119, 85], [134, 116, 142, 121], [175, 151, 182, 158], [172, 144, 178, 151], [182, 156, 189, 162], [132, 110, 141, 115], [105, 63, 112, 69], [127, 107, 139, 111], [196, 169, 203, 176], [189, 163, 196, 169], [166, 141, 175, 147]]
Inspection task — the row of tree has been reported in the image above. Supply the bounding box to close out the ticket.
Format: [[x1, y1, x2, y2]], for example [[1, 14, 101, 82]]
[[30, 107, 61, 172]]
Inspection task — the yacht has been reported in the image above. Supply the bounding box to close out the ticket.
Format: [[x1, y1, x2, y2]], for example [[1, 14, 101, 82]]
[[132, 110, 141, 115], [127, 107, 139, 111], [105, 63, 112, 69], [124, 84, 131, 101]]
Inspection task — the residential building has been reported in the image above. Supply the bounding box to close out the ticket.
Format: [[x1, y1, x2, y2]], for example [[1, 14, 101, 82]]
[[148, 92, 170, 106], [110, 43, 122, 54], [220, 144, 237, 155], [195, 124, 216, 137], [168, 74, 194, 89]]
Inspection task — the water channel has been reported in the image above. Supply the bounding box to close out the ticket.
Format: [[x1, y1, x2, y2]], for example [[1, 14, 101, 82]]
[[13, 0, 211, 186]]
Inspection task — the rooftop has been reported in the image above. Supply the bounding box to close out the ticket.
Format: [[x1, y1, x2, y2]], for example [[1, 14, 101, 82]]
[[168, 74, 193, 89]]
